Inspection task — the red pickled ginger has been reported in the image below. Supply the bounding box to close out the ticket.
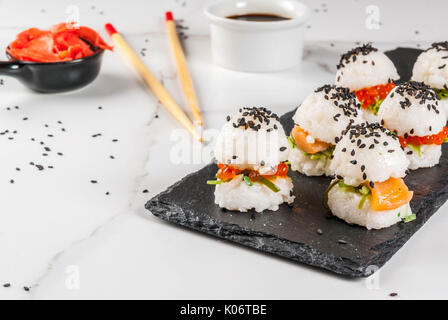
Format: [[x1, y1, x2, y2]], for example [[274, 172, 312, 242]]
[[7, 22, 113, 63]]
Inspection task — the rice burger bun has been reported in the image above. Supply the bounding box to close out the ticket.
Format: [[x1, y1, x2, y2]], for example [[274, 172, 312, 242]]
[[412, 42, 448, 90], [289, 147, 331, 176], [327, 179, 412, 230], [329, 122, 409, 187], [378, 81, 445, 169], [214, 107, 289, 175], [378, 81, 446, 137], [214, 175, 294, 212], [335, 43, 399, 91], [405, 144, 442, 170], [292, 85, 363, 145]]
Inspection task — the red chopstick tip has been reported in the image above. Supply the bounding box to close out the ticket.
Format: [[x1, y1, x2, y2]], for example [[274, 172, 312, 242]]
[[165, 11, 174, 21], [105, 23, 117, 36]]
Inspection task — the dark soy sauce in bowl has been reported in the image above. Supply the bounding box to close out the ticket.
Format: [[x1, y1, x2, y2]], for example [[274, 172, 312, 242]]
[[226, 13, 291, 22]]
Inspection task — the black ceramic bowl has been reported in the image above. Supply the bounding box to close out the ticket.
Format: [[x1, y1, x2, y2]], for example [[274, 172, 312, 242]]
[[0, 48, 104, 93]]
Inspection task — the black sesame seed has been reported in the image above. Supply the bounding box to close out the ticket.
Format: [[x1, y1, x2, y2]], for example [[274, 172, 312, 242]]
[[279, 147, 287, 152], [90, 180, 98, 184]]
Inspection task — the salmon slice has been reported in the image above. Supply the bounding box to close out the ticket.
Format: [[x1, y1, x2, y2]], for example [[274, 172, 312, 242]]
[[368, 177, 413, 211], [291, 125, 330, 154]]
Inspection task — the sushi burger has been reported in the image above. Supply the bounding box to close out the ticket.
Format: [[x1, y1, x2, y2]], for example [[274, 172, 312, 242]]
[[378, 81, 448, 170], [210, 107, 294, 212], [289, 85, 362, 176], [327, 122, 414, 230], [412, 42, 448, 120], [335, 44, 399, 120]]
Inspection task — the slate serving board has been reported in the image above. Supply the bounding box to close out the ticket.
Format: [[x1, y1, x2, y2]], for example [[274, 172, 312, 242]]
[[146, 48, 448, 277]]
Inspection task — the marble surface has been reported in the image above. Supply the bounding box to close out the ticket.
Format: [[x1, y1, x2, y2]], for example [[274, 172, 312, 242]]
[[0, 0, 447, 299]]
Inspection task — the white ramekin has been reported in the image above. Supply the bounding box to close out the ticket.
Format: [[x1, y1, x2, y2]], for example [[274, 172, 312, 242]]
[[204, 0, 309, 72]]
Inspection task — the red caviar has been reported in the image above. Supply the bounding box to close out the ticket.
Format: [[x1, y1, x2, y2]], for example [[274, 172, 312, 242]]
[[216, 163, 289, 181], [355, 82, 396, 108], [398, 126, 448, 148]]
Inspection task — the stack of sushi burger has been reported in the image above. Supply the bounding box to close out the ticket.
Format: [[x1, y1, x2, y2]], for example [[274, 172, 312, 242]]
[[412, 42, 448, 120], [327, 122, 414, 230], [335, 44, 399, 121], [209, 107, 294, 212], [378, 81, 448, 170], [289, 85, 363, 176]]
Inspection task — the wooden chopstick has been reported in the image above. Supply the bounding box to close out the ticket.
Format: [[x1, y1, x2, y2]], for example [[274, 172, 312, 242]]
[[165, 11, 203, 126], [105, 23, 202, 142]]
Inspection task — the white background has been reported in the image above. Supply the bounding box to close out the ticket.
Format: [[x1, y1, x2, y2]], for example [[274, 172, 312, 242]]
[[0, 0, 447, 299]]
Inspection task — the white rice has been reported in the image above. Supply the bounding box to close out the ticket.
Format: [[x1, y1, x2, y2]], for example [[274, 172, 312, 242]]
[[289, 146, 332, 176], [335, 48, 399, 91], [412, 45, 448, 90], [214, 107, 289, 174], [214, 175, 294, 212], [327, 180, 412, 230], [405, 144, 441, 170], [438, 99, 448, 121], [329, 123, 409, 186], [360, 110, 381, 124], [292, 85, 363, 144], [378, 84, 446, 137]]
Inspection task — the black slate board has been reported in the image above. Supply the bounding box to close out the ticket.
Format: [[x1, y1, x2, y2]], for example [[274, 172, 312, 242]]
[[146, 48, 448, 277]]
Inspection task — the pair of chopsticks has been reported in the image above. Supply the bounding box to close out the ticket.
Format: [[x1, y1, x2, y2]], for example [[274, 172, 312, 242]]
[[105, 11, 202, 142]]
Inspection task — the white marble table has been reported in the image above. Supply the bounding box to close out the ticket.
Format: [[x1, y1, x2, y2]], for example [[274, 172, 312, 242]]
[[0, 0, 447, 299]]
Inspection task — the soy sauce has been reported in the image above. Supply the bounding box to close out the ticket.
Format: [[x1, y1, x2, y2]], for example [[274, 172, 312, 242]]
[[226, 13, 290, 22]]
